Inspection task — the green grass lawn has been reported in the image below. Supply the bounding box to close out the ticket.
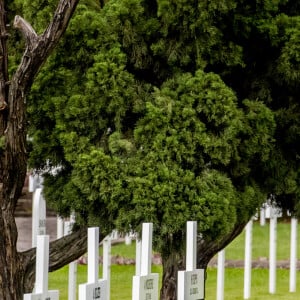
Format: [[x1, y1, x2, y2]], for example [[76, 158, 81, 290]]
[[49, 221, 300, 299], [225, 220, 298, 260]]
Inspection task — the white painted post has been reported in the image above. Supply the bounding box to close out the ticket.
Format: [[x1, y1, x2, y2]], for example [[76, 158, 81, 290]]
[[125, 233, 132, 245], [29, 173, 44, 192], [110, 230, 118, 240], [28, 174, 36, 193], [186, 221, 197, 271], [141, 223, 152, 276], [32, 188, 46, 247], [135, 237, 141, 276], [36, 236, 49, 294], [79, 227, 107, 300], [269, 211, 277, 294], [23, 235, 59, 299], [103, 237, 111, 300], [244, 220, 253, 299], [260, 206, 266, 226], [57, 216, 64, 239], [289, 217, 297, 292], [177, 221, 205, 300], [217, 249, 225, 300], [64, 220, 77, 300], [132, 223, 159, 300], [68, 262, 77, 300], [88, 227, 99, 283]]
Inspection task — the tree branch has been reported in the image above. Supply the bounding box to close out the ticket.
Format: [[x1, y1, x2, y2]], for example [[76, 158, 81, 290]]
[[12, 0, 79, 90], [49, 227, 88, 271], [197, 221, 247, 268], [0, 0, 8, 112], [13, 16, 37, 49], [2, 0, 80, 210], [21, 227, 88, 292]]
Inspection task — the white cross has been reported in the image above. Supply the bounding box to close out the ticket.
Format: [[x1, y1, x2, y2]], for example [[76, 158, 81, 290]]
[[23, 235, 59, 300], [32, 188, 46, 247], [132, 223, 159, 300], [79, 227, 108, 300], [178, 221, 205, 300]]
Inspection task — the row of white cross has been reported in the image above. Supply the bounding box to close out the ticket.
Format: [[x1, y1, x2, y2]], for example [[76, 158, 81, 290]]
[[29, 174, 298, 299], [216, 207, 298, 300], [23, 222, 204, 300], [28, 174, 205, 300]]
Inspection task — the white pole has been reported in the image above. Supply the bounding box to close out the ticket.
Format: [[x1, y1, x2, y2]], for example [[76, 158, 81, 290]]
[[217, 249, 225, 300], [57, 216, 64, 239], [35, 235, 49, 294], [125, 233, 132, 245], [135, 237, 141, 276], [289, 217, 297, 292], [28, 174, 36, 192], [140, 223, 153, 276], [186, 221, 197, 271], [244, 220, 253, 299], [88, 227, 99, 283], [64, 221, 77, 300], [103, 237, 111, 300], [269, 214, 277, 294], [68, 262, 77, 300], [260, 206, 266, 226], [32, 188, 46, 247]]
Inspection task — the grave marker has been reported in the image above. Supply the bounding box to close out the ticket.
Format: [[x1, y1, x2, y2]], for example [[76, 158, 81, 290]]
[[289, 217, 297, 292], [29, 173, 43, 192], [243, 220, 253, 299], [103, 237, 111, 300], [135, 237, 142, 276], [23, 235, 59, 300], [178, 221, 205, 300], [216, 249, 225, 300], [79, 227, 108, 300], [64, 214, 77, 300], [132, 223, 159, 300], [57, 216, 64, 239], [32, 188, 46, 247], [260, 205, 266, 226], [267, 206, 277, 294]]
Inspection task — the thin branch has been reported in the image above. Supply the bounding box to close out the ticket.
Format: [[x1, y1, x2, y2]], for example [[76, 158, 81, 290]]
[[21, 227, 88, 291], [40, 0, 80, 63], [49, 227, 88, 270], [13, 16, 37, 49], [197, 221, 247, 268], [12, 0, 79, 89]]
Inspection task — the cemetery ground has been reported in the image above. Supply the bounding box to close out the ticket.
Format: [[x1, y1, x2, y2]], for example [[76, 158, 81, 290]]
[[15, 219, 300, 300]]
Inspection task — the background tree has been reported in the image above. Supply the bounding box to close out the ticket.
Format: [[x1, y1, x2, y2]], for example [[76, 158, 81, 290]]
[[0, 1, 91, 299], [27, 0, 300, 299]]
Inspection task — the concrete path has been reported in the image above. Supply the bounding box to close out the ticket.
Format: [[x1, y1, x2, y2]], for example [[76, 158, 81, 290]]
[[16, 217, 57, 252]]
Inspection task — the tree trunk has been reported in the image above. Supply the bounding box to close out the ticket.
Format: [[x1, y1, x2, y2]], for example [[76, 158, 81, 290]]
[[159, 221, 248, 300], [0, 1, 82, 298], [160, 250, 185, 300]]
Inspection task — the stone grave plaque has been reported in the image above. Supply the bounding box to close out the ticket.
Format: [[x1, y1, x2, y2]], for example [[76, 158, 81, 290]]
[[178, 269, 204, 300], [132, 274, 159, 300], [23, 290, 59, 300], [79, 279, 107, 300]]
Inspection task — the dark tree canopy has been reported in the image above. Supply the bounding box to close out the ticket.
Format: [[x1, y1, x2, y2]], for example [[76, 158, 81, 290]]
[[22, 0, 300, 298]]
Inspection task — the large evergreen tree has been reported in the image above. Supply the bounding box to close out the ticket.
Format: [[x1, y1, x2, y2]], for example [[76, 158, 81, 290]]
[[25, 0, 300, 299]]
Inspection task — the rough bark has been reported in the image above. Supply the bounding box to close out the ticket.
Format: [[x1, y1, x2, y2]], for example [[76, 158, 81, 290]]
[[160, 250, 184, 300], [0, 1, 80, 299]]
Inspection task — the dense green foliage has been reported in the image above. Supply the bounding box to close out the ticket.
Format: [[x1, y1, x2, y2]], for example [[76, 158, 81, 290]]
[[12, 0, 299, 256]]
